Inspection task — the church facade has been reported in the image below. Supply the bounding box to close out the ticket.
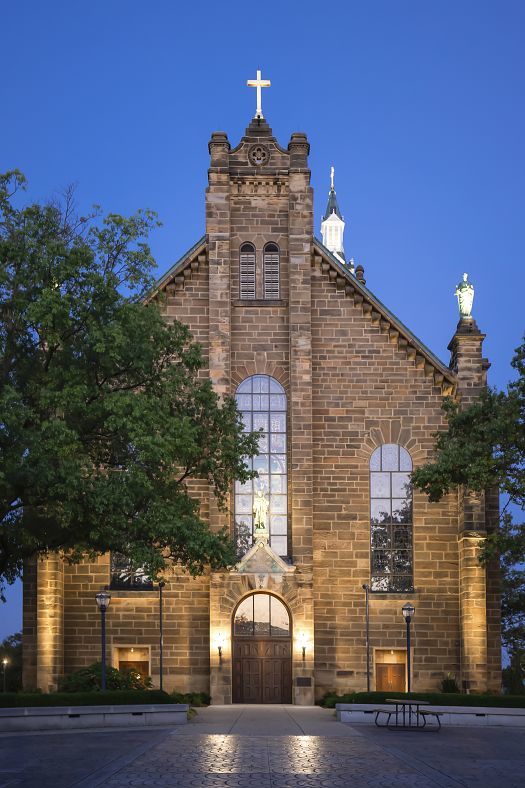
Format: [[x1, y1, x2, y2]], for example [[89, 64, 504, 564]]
[[23, 107, 501, 704]]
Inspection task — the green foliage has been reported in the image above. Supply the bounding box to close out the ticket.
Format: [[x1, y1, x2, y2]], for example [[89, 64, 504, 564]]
[[440, 674, 460, 693], [0, 631, 22, 691], [318, 691, 525, 708], [59, 662, 151, 692], [502, 652, 525, 695], [0, 690, 170, 707], [411, 336, 525, 661], [0, 171, 259, 595], [170, 690, 210, 706]]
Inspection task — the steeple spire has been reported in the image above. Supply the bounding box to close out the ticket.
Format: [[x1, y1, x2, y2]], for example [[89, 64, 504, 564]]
[[321, 166, 346, 262], [322, 166, 343, 221]]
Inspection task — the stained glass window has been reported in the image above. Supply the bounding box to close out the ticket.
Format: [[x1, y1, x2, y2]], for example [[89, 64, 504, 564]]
[[370, 444, 413, 592], [235, 375, 287, 556]]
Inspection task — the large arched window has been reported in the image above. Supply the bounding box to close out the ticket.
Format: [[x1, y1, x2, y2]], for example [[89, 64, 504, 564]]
[[370, 443, 413, 592], [233, 593, 290, 637], [235, 375, 287, 556], [239, 243, 256, 299], [263, 243, 280, 299]]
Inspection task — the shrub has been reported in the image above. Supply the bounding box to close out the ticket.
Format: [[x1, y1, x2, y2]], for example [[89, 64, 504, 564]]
[[441, 674, 460, 693], [0, 690, 171, 708], [318, 690, 525, 708], [59, 662, 152, 692], [170, 691, 211, 706]]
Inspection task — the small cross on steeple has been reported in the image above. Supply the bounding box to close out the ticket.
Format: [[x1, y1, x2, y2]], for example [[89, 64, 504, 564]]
[[247, 69, 271, 119]]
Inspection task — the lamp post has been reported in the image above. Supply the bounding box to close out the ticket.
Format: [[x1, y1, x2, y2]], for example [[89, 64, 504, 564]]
[[158, 581, 165, 692], [95, 590, 111, 690], [362, 583, 370, 692], [2, 658, 7, 692], [402, 603, 415, 693], [362, 584, 371, 692]]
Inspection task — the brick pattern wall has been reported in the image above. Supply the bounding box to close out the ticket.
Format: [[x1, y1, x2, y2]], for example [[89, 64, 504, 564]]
[[311, 264, 461, 696]]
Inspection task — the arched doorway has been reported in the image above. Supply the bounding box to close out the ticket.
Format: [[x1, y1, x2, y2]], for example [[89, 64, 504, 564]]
[[232, 592, 292, 704]]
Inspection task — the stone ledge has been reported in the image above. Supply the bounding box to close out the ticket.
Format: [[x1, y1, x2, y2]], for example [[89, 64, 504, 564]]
[[232, 299, 288, 307], [336, 703, 525, 727], [0, 703, 189, 731]]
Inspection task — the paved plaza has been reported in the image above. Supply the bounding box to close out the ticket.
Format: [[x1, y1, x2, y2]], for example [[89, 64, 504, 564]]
[[0, 705, 524, 787]]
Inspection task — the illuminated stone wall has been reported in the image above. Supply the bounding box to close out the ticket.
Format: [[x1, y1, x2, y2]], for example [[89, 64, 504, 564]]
[[24, 119, 500, 699]]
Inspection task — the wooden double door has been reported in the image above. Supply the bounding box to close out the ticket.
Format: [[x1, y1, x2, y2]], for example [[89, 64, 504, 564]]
[[376, 663, 406, 692], [232, 639, 292, 704]]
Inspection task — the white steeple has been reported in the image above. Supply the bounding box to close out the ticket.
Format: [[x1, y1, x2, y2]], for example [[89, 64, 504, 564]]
[[320, 166, 346, 264]]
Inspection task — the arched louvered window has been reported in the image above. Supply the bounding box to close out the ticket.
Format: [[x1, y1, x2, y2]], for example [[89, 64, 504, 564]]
[[235, 375, 287, 556], [239, 243, 256, 299], [370, 444, 413, 592], [263, 243, 280, 299]]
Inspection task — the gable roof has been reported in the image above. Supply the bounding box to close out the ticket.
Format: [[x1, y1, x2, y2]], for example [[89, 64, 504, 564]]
[[147, 234, 456, 396], [313, 238, 457, 395], [146, 235, 206, 301]]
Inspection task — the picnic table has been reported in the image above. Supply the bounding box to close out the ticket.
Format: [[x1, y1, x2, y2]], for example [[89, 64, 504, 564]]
[[374, 699, 441, 731]]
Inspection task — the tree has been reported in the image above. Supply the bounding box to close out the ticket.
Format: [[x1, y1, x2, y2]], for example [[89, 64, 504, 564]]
[[411, 337, 525, 677], [0, 632, 22, 691], [0, 171, 259, 597]]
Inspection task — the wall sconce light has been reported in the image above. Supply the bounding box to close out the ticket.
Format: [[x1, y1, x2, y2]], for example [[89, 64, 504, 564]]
[[298, 632, 308, 661], [216, 633, 224, 660]]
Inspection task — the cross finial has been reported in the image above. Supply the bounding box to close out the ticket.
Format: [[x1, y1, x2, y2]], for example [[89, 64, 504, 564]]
[[330, 166, 335, 190], [247, 69, 271, 119]]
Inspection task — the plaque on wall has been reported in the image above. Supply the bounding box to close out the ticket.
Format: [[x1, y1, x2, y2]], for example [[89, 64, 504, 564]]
[[295, 677, 312, 687]]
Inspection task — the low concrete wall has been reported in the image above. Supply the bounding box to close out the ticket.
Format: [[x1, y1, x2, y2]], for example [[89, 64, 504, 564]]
[[336, 703, 525, 727], [0, 704, 189, 732]]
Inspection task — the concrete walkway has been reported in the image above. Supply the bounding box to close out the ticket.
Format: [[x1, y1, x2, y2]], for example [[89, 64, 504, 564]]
[[1, 705, 525, 787], [183, 704, 352, 736]]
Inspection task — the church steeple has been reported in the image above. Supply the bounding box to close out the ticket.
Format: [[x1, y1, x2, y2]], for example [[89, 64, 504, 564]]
[[320, 166, 345, 263]]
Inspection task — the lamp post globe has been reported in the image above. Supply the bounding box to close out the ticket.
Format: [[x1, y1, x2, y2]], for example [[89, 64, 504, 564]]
[[401, 603, 415, 692], [95, 591, 111, 611], [95, 591, 111, 690]]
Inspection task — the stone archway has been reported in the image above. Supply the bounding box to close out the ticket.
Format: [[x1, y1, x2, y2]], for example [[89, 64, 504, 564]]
[[232, 592, 292, 704]]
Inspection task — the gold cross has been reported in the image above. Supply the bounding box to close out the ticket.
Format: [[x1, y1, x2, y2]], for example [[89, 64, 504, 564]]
[[247, 69, 271, 119]]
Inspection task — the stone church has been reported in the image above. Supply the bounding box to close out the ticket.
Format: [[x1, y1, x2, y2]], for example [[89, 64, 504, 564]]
[[23, 81, 501, 704]]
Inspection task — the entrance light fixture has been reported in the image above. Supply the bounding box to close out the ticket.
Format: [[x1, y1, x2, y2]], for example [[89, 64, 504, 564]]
[[298, 632, 308, 661]]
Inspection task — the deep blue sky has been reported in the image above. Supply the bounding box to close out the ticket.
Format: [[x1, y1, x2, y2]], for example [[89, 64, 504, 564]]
[[2, 0, 524, 639]]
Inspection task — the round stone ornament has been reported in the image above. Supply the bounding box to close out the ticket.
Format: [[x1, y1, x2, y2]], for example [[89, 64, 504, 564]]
[[248, 144, 270, 166]]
